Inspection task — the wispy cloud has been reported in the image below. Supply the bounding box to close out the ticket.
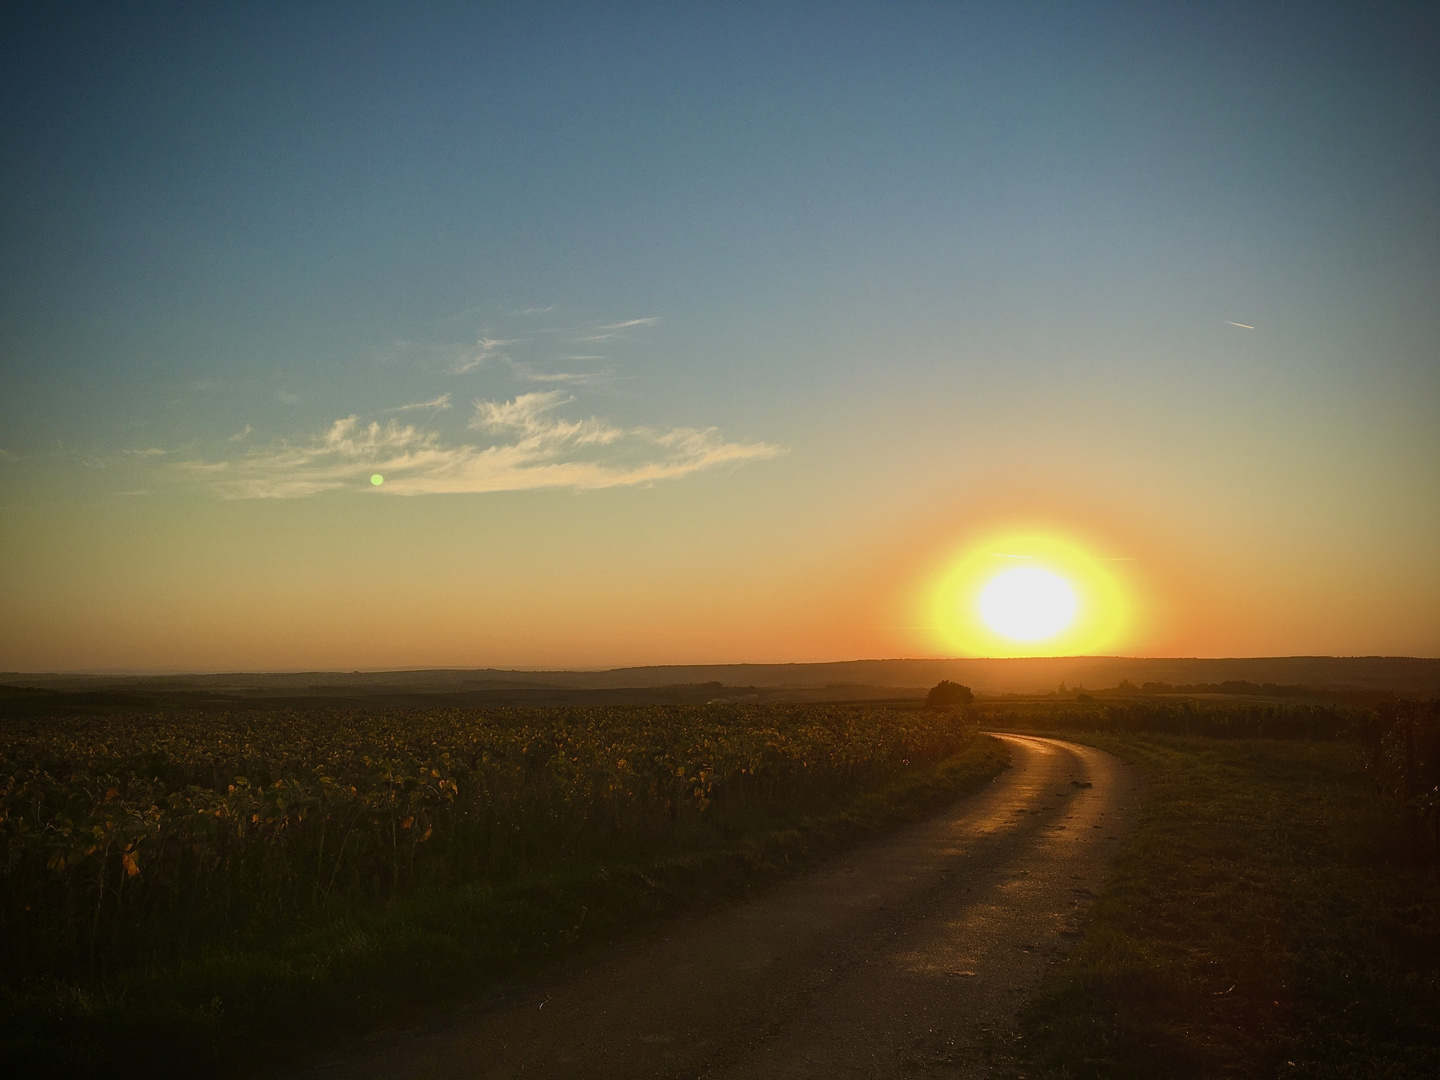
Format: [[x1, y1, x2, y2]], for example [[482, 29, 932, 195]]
[[64, 446, 169, 470], [179, 392, 783, 498], [503, 359, 615, 386], [396, 393, 453, 411], [575, 315, 660, 342], [396, 312, 657, 375], [454, 336, 516, 374], [598, 317, 659, 331], [228, 424, 254, 443], [1225, 320, 1255, 330]]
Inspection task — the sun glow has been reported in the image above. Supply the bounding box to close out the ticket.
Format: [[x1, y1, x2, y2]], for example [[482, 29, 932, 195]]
[[929, 529, 1131, 657]]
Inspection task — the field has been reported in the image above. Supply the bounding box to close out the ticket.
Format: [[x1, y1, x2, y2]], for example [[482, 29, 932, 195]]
[[0, 702, 1004, 1076], [7, 694, 1439, 1078], [983, 705, 1440, 1079]]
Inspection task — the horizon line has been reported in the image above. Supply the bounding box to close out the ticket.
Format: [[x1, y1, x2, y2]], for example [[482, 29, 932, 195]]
[[5, 653, 1435, 679]]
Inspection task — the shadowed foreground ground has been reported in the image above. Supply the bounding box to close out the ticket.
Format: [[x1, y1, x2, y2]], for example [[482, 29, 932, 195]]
[[295, 735, 1139, 1079]]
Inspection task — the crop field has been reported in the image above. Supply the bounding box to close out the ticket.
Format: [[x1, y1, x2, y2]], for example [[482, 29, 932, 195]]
[[0, 702, 1000, 1075], [968, 698, 1440, 1079], [15, 695, 1431, 1078], [975, 697, 1440, 858], [1011, 730, 1440, 1080]]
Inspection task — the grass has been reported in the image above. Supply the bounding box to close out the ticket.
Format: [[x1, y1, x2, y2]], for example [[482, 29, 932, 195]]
[[0, 709, 1008, 1078], [1016, 733, 1440, 1079]]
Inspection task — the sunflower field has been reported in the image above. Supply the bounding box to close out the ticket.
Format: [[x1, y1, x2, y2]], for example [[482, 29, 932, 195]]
[[0, 703, 976, 988]]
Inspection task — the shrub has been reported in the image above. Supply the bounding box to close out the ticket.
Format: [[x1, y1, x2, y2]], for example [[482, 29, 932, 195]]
[[926, 681, 974, 708]]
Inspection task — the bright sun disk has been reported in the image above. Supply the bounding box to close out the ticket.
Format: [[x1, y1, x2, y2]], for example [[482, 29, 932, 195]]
[[976, 566, 1079, 642]]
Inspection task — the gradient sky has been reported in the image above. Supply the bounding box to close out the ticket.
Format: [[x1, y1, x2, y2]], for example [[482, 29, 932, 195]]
[[2, 2, 1437, 672]]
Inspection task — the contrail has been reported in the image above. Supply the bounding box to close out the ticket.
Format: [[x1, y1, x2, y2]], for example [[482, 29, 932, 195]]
[[1225, 321, 1255, 329]]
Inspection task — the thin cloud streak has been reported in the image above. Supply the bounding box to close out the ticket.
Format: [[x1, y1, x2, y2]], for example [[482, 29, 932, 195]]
[[454, 336, 517, 374], [597, 317, 660, 330], [396, 393, 453, 411], [574, 316, 661, 342], [503, 358, 615, 386], [180, 392, 783, 498], [395, 313, 655, 374]]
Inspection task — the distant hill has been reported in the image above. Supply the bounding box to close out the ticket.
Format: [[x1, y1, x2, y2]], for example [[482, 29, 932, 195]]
[[4, 656, 1438, 701]]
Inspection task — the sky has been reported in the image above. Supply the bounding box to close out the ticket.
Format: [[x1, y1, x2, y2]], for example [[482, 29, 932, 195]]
[[1, 2, 1437, 672]]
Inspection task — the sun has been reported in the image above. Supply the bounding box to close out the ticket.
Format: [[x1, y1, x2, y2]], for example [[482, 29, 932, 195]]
[[977, 566, 1079, 642], [927, 528, 1132, 657]]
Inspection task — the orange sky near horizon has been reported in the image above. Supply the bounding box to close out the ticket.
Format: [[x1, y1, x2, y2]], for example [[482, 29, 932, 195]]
[[3, 453, 1434, 673]]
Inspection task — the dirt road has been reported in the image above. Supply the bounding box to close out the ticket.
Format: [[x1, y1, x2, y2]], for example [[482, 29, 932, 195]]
[[301, 734, 1140, 1079]]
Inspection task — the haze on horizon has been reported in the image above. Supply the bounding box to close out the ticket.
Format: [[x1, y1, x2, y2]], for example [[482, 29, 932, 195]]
[[2, 3, 1437, 673]]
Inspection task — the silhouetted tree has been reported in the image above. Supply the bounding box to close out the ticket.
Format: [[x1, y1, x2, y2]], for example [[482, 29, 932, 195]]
[[926, 681, 974, 708]]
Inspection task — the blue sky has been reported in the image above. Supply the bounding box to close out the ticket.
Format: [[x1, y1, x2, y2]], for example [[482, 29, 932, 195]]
[[2, 2, 1437, 669]]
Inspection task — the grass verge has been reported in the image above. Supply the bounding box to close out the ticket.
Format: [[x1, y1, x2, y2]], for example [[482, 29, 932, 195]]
[[5, 733, 1009, 1078], [1018, 734, 1440, 1079]]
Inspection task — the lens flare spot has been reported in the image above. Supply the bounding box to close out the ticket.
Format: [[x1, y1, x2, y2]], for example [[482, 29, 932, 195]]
[[370, 474, 384, 486], [976, 566, 1078, 642]]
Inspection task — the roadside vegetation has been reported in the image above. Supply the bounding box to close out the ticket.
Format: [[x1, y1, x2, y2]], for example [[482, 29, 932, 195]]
[[987, 700, 1440, 1079], [0, 702, 1005, 1077]]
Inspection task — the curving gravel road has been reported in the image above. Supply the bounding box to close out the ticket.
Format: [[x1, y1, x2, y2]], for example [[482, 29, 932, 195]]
[[300, 734, 1140, 1079]]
